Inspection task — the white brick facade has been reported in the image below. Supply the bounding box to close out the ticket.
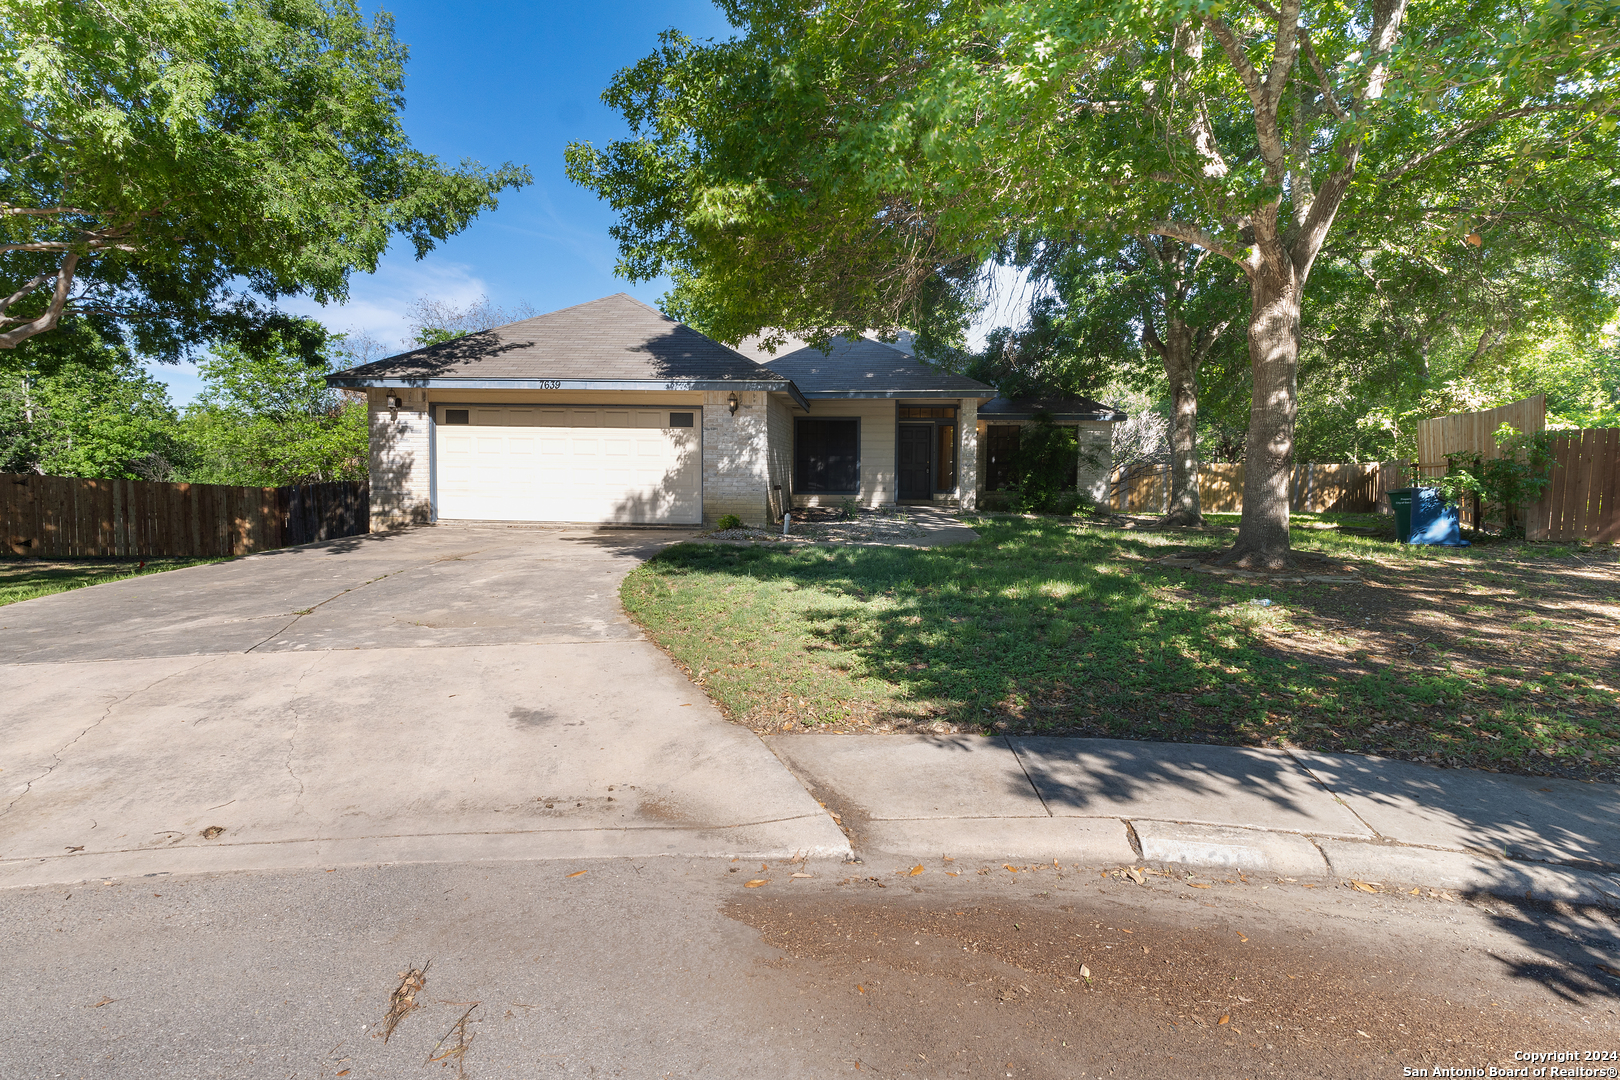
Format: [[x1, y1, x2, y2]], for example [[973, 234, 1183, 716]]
[[958, 398, 979, 510], [367, 388, 432, 530], [1076, 421, 1114, 505], [701, 390, 771, 525]]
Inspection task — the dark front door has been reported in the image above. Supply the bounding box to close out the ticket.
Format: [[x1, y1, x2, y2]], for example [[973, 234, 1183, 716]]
[[898, 424, 933, 500]]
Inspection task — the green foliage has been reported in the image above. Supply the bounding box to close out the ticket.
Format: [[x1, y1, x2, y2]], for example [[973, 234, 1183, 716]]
[[1436, 425, 1557, 536], [838, 498, 859, 521], [0, 0, 530, 354], [0, 318, 182, 478], [0, 557, 218, 608], [179, 326, 367, 486], [715, 514, 744, 530], [1007, 414, 1098, 515]]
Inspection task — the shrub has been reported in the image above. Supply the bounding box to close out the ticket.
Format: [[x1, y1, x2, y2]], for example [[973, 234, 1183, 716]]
[[715, 513, 743, 530], [838, 497, 859, 520], [1437, 425, 1555, 537]]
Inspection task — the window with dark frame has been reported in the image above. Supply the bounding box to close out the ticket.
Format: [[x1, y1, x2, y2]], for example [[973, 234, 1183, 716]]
[[794, 418, 860, 493], [443, 409, 470, 425], [668, 412, 694, 428]]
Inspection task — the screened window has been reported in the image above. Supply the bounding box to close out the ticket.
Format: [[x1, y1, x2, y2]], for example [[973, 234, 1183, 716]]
[[668, 412, 694, 428], [795, 418, 860, 493], [443, 409, 470, 425]]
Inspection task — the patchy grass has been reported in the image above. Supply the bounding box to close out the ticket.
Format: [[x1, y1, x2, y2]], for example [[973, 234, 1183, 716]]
[[621, 512, 1620, 782], [0, 555, 221, 607]]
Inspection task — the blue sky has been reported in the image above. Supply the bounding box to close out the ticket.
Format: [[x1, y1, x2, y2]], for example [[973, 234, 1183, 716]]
[[146, 1, 1025, 404], [148, 0, 738, 403]]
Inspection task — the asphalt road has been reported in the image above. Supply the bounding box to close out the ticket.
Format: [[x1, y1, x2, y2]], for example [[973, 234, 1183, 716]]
[[4, 853, 1615, 1079]]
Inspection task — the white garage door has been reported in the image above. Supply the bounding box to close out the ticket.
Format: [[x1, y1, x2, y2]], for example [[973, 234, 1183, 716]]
[[434, 405, 702, 524]]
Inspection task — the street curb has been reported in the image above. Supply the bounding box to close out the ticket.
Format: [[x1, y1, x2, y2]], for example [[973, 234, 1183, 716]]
[[848, 817, 1620, 908], [1132, 821, 1327, 878], [858, 817, 1137, 865], [1317, 839, 1620, 907]]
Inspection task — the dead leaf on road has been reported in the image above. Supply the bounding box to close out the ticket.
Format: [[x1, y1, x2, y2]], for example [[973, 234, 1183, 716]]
[[1347, 880, 1378, 893], [376, 962, 430, 1043], [745, 879, 770, 888], [1218, 1015, 1230, 1026], [91, 997, 116, 1008], [909, 865, 925, 876], [1125, 867, 1145, 885], [1079, 965, 1091, 979], [1187, 882, 1211, 889], [791, 872, 812, 879], [565, 870, 587, 878]]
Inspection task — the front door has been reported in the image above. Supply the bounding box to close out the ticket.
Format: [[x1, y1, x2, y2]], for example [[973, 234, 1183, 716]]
[[898, 424, 933, 500]]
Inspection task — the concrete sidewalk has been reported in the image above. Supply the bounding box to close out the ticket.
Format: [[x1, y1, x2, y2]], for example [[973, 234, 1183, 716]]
[[765, 733, 1620, 907]]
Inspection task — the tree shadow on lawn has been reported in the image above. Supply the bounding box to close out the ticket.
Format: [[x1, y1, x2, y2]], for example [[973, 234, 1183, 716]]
[[636, 517, 1619, 783]]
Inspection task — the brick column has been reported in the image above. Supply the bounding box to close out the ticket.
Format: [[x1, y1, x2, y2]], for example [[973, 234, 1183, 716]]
[[368, 388, 432, 530], [958, 397, 979, 510], [701, 390, 771, 525]]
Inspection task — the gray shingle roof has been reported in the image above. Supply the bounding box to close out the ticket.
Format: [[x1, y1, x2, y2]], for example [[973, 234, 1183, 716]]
[[327, 293, 791, 386], [760, 336, 994, 397], [979, 396, 1127, 422]]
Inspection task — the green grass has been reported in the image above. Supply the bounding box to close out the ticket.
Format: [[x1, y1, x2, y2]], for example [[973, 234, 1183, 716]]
[[622, 512, 1620, 780], [0, 556, 222, 607]]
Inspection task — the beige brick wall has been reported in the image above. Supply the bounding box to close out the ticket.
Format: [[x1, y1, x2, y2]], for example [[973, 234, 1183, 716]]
[[765, 393, 796, 522], [368, 388, 432, 530], [958, 398, 980, 510], [1077, 421, 1113, 505], [790, 398, 897, 508], [702, 390, 771, 525]]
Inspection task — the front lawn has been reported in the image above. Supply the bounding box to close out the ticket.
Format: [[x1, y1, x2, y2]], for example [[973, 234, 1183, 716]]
[[621, 513, 1620, 781], [0, 556, 221, 607]]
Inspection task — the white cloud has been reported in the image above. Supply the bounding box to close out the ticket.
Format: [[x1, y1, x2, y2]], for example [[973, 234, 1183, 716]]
[[281, 256, 491, 350]]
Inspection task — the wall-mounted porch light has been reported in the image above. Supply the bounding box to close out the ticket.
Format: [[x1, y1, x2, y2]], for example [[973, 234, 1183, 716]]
[[727, 391, 739, 415], [386, 393, 403, 411]]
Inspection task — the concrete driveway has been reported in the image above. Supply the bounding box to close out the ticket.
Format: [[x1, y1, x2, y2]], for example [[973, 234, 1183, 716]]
[[0, 524, 848, 888]]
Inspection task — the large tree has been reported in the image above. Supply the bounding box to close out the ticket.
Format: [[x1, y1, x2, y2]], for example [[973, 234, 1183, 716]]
[[0, 0, 529, 357], [975, 234, 1245, 525], [570, 0, 1620, 566]]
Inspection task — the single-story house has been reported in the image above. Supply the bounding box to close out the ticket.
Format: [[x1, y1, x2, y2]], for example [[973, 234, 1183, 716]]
[[327, 293, 1124, 529]]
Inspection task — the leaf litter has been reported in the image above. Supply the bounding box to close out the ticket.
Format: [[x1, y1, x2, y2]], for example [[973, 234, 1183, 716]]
[[376, 961, 430, 1043]]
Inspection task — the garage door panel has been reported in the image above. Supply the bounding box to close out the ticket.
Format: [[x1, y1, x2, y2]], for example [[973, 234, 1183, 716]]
[[436, 405, 701, 524]]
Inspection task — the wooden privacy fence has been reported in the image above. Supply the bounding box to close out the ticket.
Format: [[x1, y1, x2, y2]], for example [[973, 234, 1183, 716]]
[[1525, 429, 1620, 542], [2, 474, 369, 558], [1110, 461, 1401, 515], [1412, 397, 1615, 540], [1416, 394, 1545, 470]]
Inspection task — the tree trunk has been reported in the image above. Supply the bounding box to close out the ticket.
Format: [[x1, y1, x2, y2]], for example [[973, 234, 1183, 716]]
[[1159, 319, 1202, 527], [1218, 265, 1302, 569]]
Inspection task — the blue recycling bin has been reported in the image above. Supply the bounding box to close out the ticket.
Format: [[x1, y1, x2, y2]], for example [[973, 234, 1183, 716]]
[[1406, 487, 1470, 546]]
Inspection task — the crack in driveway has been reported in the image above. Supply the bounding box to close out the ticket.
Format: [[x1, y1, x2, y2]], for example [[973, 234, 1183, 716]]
[[0, 656, 223, 819], [244, 552, 489, 654], [285, 653, 326, 816]]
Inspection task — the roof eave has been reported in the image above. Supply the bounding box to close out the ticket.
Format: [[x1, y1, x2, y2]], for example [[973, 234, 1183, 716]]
[[324, 375, 795, 394], [797, 388, 995, 400], [980, 410, 1128, 422]]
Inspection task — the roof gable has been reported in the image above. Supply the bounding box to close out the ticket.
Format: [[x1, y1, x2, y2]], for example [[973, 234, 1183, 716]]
[[329, 293, 789, 386]]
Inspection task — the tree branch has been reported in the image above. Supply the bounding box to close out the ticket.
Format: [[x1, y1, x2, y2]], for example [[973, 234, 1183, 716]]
[[1380, 104, 1598, 181], [0, 252, 81, 348], [1144, 219, 1250, 270]]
